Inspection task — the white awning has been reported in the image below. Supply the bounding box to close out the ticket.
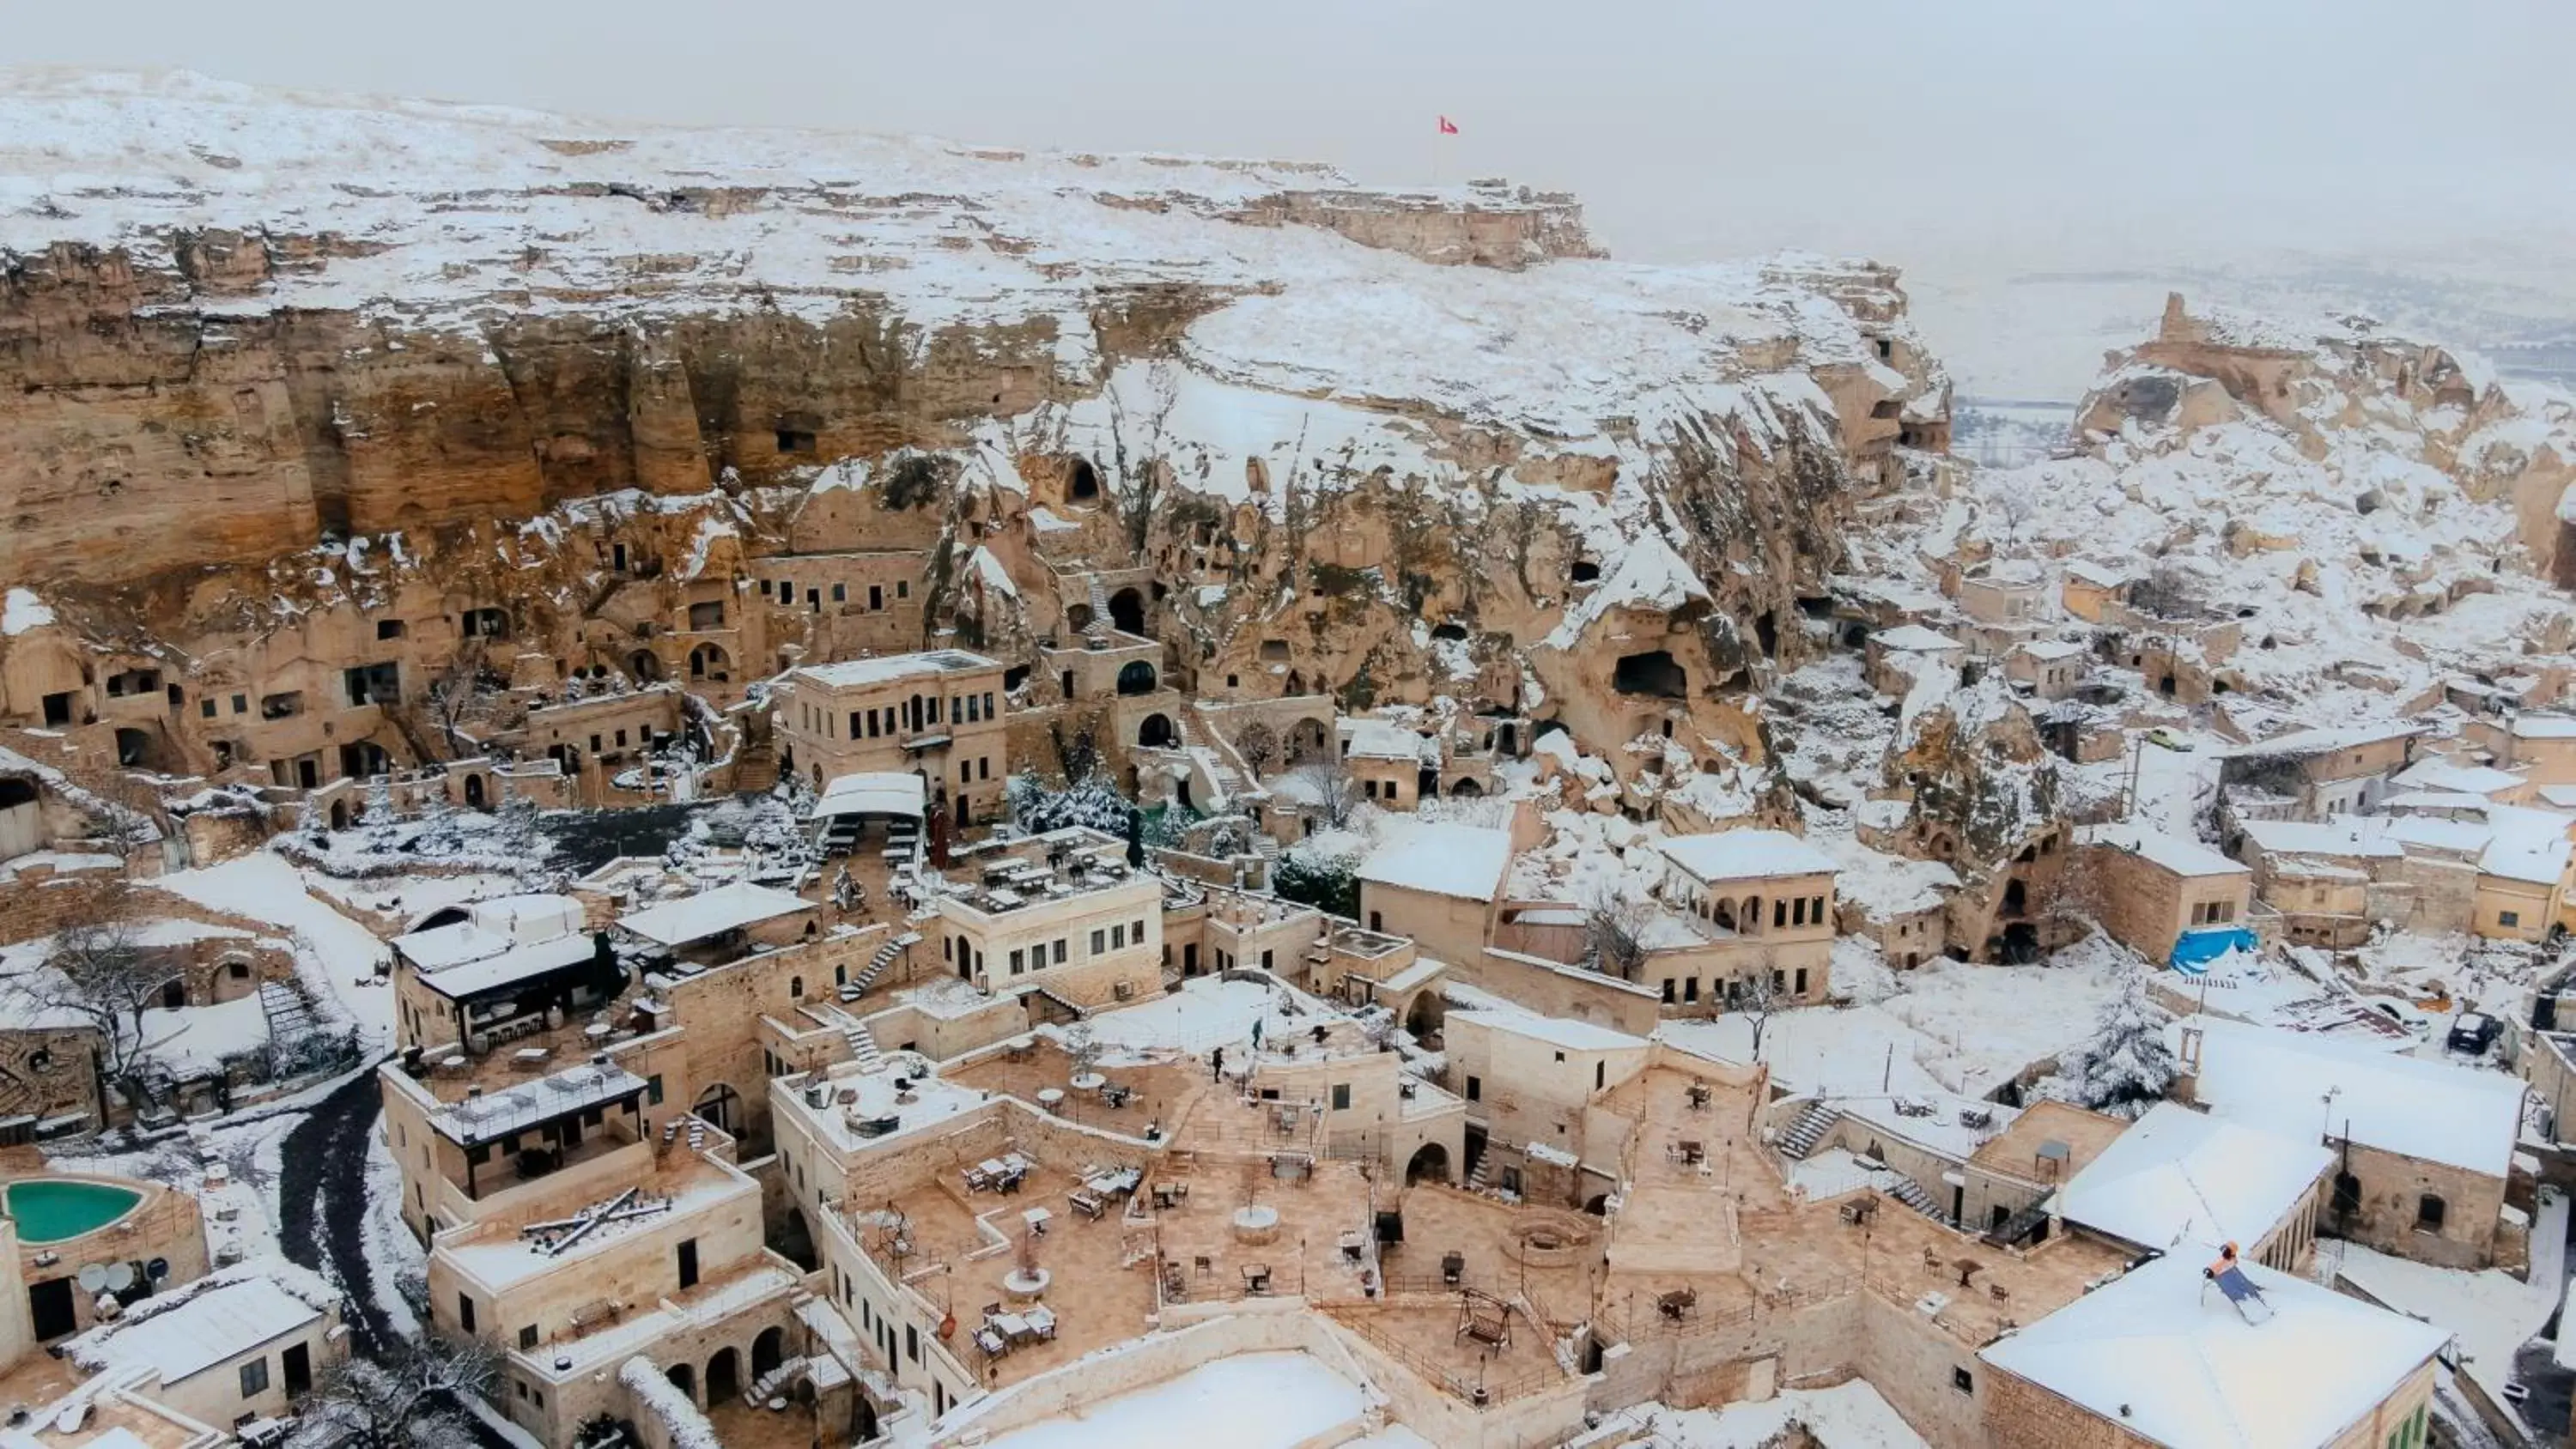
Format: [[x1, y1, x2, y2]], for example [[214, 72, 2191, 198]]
[[815, 771, 927, 821]]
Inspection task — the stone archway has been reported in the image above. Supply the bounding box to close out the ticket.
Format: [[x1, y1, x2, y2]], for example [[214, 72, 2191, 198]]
[[1406, 1142, 1451, 1185], [1109, 587, 1145, 634], [629, 650, 664, 682], [1117, 660, 1157, 696], [666, 1362, 696, 1404], [693, 1083, 742, 1135], [1139, 713, 1176, 749], [689, 643, 731, 682], [463, 773, 487, 809], [327, 800, 349, 831], [1286, 717, 1330, 764], [704, 1347, 740, 1405], [751, 1326, 787, 1383]]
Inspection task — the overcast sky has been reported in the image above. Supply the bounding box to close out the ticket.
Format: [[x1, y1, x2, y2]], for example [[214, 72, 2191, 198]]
[[15, 0, 2574, 269]]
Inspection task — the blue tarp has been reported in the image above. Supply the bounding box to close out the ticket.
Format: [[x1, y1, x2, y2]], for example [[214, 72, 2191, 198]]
[[2170, 925, 2258, 973]]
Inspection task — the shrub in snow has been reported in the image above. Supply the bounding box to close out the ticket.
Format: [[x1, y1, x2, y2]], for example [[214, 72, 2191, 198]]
[[1009, 769, 1136, 836], [1274, 848, 1360, 919], [2058, 968, 2178, 1119]]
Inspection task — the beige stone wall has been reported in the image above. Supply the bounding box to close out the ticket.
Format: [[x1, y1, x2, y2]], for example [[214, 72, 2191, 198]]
[[1359, 881, 1493, 974], [1448, 949, 1662, 1036], [936, 877, 1163, 1008], [2472, 873, 2555, 943], [2328, 1140, 2506, 1270], [2075, 843, 2248, 963], [775, 660, 1011, 825]]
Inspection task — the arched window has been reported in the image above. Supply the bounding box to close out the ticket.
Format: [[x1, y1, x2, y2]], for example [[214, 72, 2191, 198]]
[[790, 975, 805, 999]]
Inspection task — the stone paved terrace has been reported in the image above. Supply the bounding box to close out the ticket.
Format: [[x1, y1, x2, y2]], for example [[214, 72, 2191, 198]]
[[1151, 1155, 1377, 1311], [945, 1042, 1207, 1141]]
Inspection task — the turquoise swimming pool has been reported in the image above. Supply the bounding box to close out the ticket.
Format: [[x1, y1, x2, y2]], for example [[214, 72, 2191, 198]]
[[3, 1179, 143, 1244]]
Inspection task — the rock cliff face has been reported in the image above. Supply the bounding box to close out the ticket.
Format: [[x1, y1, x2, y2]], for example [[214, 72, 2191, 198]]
[[0, 70, 1951, 798]]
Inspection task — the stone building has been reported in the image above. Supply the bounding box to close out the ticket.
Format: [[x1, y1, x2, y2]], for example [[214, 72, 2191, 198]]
[[932, 827, 1164, 1010], [775, 650, 1010, 828], [1643, 829, 1838, 1010], [1439, 986, 1648, 1205], [2053, 1101, 2330, 1272], [2220, 723, 2425, 822], [2070, 823, 2252, 966], [2003, 639, 2086, 700], [61, 1258, 345, 1434], [1357, 821, 1512, 969], [1978, 1252, 2441, 1449], [2178, 1017, 2524, 1270], [2470, 712, 2576, 787], [1865, 625, 1965, 695]]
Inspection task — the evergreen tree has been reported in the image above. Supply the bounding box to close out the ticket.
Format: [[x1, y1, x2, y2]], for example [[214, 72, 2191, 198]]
[[2061, 969, 2178, 1119]]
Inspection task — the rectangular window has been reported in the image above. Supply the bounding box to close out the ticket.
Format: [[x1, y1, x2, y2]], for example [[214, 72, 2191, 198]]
[[1952, 1367, 1973, 1394], [868, 584, 884, 610], [677, 1239, 699, 1289], [1331, 1083, 1351, 1111], [232, 693, 247, 713], [1773, 900, 1788, 929], [1465, 1075, 1481, 1101], [199, 698, 216, 718], [984, 691, 996, 718], [519, 1325, 539, 1350], [240, 1358, 270, 1398], [1091, 930, 1106, 955], [897, 579, 909, 598], [458, 1294, 477, 1333], [906, 1325, 920, 1363], [1661, 979, 1675, 1003], [1054, 939, 1067, 965], [1595, 1061, 1606, 1090], [1111, 924, 1126, 949], [1010, 949, 1025, 975], [1791, 898, 1806, 926], [1684, 978, 1700, 1003], [1795, 968, 1808, 995], [980, 756, 991, 780], [832, 583, 847, 603], [2501, 910, 2521, 928]]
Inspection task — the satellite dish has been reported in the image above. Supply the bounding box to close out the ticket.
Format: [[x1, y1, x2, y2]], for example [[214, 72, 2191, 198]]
[[104, 1263, 134, 1292], [74, 1264, 106, 1293], [145, 1258, 169, 1281]]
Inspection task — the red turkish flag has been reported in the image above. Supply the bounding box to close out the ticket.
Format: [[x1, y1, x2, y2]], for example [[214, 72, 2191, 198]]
[[1437, 116, 1459, 135]]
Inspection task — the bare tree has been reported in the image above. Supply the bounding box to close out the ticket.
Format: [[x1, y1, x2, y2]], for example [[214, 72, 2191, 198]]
[[426, 637, 491, 756], [1285, 757, 1359, 830], [1583, 890, 1653, 981], [1988, 478, 2038, 549], [1733, 965, 1788, 1062], [2, 893, 170, 1104], [1233, 720, 1279, 779], [288, 1335, 501, 1449]]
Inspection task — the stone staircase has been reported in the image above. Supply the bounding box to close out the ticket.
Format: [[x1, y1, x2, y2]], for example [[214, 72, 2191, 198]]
[[844, 931, 920, 999], [843, 1016, 885, 1072], [1775, 1102, 1839, 1161], [749, 1355, 809, 1404], [1466, 1149, 1493, 1191], [1883, 1173, 1949, 1226], [1084, 574, 1113, 646]]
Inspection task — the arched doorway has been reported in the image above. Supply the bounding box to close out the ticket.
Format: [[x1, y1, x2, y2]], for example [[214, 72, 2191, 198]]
[[2001, 878, 2028, 917], [212, 957, 256, 1003], [113, 728, 153, 767], [1139, 713, 1176, 749], [692, 1084, 742, 1135], [1066, 602, 1095, 634], [751, 1326, 786, 1383], [1109, 587, 1145, 634], [689, 644, 731, 682], [628, 650, 663, 682], [1406, 1142, 1451, 1185], [327, 800, 349, 831], [1284, 670, 1305, 695], [666, 1363, 696, 1404], [1286, 718, 1329, 763], [705, 1347, 740, 1406], [1067, 458, 1100, 501], [462, 773, 487, 809], [1450, 778, 1484, 797], [1116, 661, 1157, 696]]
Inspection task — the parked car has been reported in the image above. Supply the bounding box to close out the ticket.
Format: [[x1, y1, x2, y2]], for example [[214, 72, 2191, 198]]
[[2145, 728, 2191, 751], [2448, 1011, 2501, 1054], [2369, 998, 2433, 1035]]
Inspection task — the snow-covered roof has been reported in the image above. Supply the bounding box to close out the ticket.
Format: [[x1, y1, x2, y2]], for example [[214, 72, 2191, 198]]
[[1357, 822, 1512, 901], [2543, 784, 2576, 811], [1979, 1253, 2445, 1449], [2057, 1102, 2331, 1256], [814, 771, 927, 821], [68, 1262, 332, 1387], [1445, 983, 1644, 1053], [2478, 807, 2572, 886], [392, 894, 596, 998], [2016, 639, 2088, 663], [1870, 624, 1961, 653], [1656, 828, 1838, 884], [1340, 718, 1434, 763], [2063, 560, 2130, 589], [2237, 816, 2402, 861], [1814, 835, 1957, 919], [2077, 823, 2249, 879], [2183, 1018, 2524, 1177], [617, 881, 811, 947], [407, 930, 597, 1001], [791, 649, 999, 690], [434, 1060, 651, 1147], [2389, 759, 2525, 797], [2227, 722, 2425, 761], [2508, 713, 2576, 740]]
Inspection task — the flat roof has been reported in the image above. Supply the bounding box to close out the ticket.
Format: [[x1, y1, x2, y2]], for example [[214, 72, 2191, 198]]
[[1445, 982, 1644, 1052], [2228, 722, 2425, 760], [1357, 822, 1511, 901], [617, 880, 810, 947], [1656, 828, 1838, 883], [434, 1060, 650, 1148], [1872, 624, 1960, 652], [792, 649, 999, 689], [1980, 1253, 2445, 1449], [2057, 1101, 2331, 1255], [2183, 1018, 2524, 1178], [2078, 822, 2248, 878], [68, 1267, 329, 1387], [2238, 816, 2402, 860], [404, 930, 598, 1002]]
